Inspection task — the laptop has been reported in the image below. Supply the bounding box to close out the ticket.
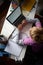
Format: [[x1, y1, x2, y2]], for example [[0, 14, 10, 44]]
[[6, 6, 25, 27]]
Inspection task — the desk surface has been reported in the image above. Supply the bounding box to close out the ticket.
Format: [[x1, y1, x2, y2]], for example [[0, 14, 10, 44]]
[[0, 1, 43, 65]]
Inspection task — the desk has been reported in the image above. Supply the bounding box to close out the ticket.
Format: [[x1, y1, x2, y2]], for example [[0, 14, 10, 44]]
[[0, 1, 43, 65]]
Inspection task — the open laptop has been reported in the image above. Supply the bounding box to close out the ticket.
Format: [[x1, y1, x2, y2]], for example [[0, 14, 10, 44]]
[[6, 6, 25, 27]]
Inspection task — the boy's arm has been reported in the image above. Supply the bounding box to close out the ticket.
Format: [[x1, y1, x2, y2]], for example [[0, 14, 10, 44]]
[[35, 18, 42, 27], [18, 37, 36, 45], [35, 21, 42, 27], [27, 18, 42, 27]]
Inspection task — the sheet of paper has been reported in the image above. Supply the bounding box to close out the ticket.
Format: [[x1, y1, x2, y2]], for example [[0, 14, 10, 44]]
[[10, 46, 27, 61], [9, 28, 19, 43], [5, 40, 23, 57]]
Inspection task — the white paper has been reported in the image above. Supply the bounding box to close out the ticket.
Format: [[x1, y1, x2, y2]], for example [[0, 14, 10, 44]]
[[5, 40, 23, 57], [10, 46, 27, 61]]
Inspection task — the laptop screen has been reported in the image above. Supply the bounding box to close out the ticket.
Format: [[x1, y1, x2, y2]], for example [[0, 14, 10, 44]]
[[7, 7, 21, 24]]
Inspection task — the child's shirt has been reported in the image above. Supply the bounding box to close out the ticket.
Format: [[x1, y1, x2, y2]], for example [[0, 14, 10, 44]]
[[18, 20, 42, 52]]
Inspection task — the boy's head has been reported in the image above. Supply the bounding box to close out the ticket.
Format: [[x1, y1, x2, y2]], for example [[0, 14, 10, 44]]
[[30, 27, 43, 43]]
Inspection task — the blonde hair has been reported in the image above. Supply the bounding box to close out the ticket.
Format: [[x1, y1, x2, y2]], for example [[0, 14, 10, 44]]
[[29, 27, 43, 43]]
